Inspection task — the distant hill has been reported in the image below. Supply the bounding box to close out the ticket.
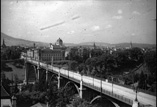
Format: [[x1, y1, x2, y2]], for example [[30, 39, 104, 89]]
[[1, 32, 49, 47], [1, 32, 155, 48], [75, 42, 155, 48], [113, 43, 156, 48], [77, 42, 113, 47]]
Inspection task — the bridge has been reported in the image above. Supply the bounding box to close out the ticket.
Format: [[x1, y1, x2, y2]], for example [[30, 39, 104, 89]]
[[21, 56, 156, 107]]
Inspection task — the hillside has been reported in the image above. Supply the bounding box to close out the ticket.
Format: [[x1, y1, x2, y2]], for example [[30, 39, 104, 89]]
[[1, 32, 156, 48], [1, 32, 49, 47], [77, 42, 113, 47], [114, 43, 156, 48]]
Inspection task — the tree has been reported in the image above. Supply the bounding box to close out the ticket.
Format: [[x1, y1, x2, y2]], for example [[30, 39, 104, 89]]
[[91, 49, 104, 57], [77, 63, 87, 75], [71, 97, 93, 107], [128, 47, 143, 63], [56, 86, 76, 107], [144, 50, 156, 75], [46, 81, 58, 106], [69, 61, 78, 71], [138, 71, 146, 89], [82, 48, 90, 63], [85, 57, 98, 76], [133, 73, 140, 83], [1, 72, 12, 95], [114, 49, 130, 69], [98, 53, 117, 77]]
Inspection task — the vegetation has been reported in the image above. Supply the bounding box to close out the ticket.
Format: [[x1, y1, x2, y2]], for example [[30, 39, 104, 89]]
[[1, 46, 27, 60], [1, 72, 12, 95], [70, 97, 94, 107], [15, 70, 100, 107], [1, 62, 13, 72], [9, 46, 155, 107], [66, 47, 156, 92], [144, 50, 156, 76]]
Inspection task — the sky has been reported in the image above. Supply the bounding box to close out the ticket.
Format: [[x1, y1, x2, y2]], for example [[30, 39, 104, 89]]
[[1, 0, 156, 44]]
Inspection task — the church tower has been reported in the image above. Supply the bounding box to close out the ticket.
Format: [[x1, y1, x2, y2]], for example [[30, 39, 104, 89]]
[[93, 42, 96, 49], [2, 39, 6, 48]]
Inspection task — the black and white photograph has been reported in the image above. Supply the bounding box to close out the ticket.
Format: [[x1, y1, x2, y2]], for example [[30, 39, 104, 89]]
[[1, 0, 156, 107]]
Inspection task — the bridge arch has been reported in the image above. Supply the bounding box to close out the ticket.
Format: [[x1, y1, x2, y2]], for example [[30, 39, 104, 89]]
[[90, 95, 120, 107], [64, 81, 80, 94], [28, 64, 37, 81]]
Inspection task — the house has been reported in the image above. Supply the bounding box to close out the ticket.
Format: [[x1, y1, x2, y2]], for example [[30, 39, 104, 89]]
[[1, 85, 12, 107], [30, 102, 47, 107]]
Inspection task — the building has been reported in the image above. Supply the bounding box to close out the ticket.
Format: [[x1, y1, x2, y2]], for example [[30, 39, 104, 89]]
[[39, 48, 65, 63], [34, 49, 40, 60], [27, 49, 34, 58], [30, 102, 47, 107], [25, 38, 67, 63], [50, 38, 66, 50], [1, 85, 12, 107], [39, 38, 66, 63]]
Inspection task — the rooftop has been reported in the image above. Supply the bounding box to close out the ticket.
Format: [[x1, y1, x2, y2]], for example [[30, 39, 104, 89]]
[[1, 85, 11, 99]]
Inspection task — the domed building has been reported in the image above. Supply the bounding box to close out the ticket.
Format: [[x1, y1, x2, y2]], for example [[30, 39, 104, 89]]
[[50, 38, 66, 50], [38, 38, 67, 63], [55, 38, 63, 46], [30, 38, 67, 63]]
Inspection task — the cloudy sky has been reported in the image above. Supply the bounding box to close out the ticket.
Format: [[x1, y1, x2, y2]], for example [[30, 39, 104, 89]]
[[1, 0, 156, 44]]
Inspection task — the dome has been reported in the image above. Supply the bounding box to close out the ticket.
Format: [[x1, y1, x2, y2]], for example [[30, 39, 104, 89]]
[[56, 38, 63, 46], [57, 38, 62, 42]]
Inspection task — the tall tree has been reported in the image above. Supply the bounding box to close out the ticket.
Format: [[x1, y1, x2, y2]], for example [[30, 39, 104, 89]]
[[144, 50, 156, 75]]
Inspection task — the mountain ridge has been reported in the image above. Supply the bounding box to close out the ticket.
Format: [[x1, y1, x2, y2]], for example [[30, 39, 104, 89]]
[[1, 32, 156, 48]]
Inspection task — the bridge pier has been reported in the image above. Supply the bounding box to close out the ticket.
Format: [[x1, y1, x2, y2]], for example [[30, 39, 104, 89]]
[[79, 79, 83, 98], [24, 61, 28, 85], [37, 66, 40, 82], [24, 62, 37, 85], [46, 70, 48, 84], [57, 72, 61, 89], [79, 76, 87, 99]]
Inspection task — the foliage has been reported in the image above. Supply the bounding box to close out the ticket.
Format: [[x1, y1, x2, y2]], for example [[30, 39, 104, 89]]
[[91, 49, 104, 58], [13, 59, 24, 68], [69, 61, 78, 71], [56, 86, 76, 107], [70, 97, 96, 107], [128, 47, 144, 63], [77, 63, 87, 75], [22, 84, 34, 92], [138, 71, 147, 89], [1, 72, 12, 95], [1, 46, 25, 60], [144, 50, 156, 75], [1, 62, 13, 72], [16, 90, 47, 106], [47, 81, 58, 106], [114, 49, 130, 69]]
